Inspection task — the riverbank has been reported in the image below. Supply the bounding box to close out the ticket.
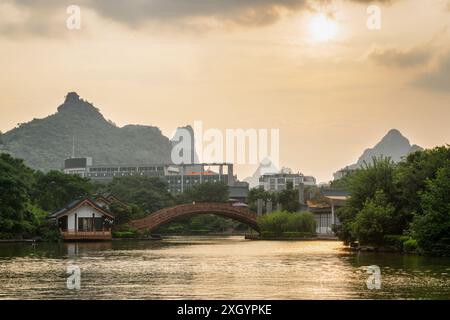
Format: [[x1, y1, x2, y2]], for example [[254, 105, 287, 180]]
[[0, 239, 38, 243], [245, 234, 339, 241]]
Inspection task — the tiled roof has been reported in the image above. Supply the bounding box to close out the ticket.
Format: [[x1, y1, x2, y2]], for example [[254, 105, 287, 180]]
[[47, 198, 115, 219]]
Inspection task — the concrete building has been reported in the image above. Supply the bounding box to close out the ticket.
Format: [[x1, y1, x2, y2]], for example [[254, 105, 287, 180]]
[[63, 158, 248, 201], [333, 166, 356, 181], [259, 172, 316, 192]]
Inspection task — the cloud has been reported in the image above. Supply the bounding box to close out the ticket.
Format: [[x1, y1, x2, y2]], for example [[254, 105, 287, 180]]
[[88, 0, 311, 27], [1, 0, 310, 33], [414, 52, 450, 92], [367, 46, 433, 68], [0, 0, 401, 35]]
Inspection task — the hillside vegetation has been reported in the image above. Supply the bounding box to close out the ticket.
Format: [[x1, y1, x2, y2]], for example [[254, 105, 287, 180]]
[[2, 92, 172, 170]]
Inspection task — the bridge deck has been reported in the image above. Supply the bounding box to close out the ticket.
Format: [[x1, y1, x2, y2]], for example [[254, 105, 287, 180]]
[[131, 202, 259, 232]]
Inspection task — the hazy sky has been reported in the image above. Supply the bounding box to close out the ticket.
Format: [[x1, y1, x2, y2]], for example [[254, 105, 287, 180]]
[[1, 0, 449, 182]]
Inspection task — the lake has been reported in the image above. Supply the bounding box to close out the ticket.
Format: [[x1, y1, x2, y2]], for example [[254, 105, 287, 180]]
[[0, 236, 449, 299]]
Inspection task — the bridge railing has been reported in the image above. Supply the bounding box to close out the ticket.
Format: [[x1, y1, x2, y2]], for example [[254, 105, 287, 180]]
[[130, 202, 259, 232]]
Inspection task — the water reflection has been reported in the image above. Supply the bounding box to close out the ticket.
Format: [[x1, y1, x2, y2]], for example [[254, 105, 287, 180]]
[[0, 237, 449, 299]]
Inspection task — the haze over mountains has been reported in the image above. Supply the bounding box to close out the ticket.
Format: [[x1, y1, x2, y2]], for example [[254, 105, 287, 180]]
[[0, 92, 174, 170], [0, 93, 425, 183], [244, 129, 423, 186], [333, 129, 423, 179]]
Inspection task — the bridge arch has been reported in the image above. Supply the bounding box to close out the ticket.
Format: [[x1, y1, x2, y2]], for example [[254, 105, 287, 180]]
[[130, 202, 259, 232]]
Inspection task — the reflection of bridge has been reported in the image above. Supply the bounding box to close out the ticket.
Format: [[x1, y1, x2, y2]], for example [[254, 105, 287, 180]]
[[130, 202, 259, 232]]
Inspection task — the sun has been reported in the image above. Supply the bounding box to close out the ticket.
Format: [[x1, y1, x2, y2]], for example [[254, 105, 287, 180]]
[[308, 13, 338, 42]]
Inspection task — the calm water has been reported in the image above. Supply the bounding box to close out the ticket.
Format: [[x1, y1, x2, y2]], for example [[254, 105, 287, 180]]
[[0, 236, 449, 300]]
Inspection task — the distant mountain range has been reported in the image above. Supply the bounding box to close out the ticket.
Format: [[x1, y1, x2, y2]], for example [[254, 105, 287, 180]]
[[0, 94, 425, 184], [242, 129, 423, 187], [333, 129, 422, 179], [0, 92, 181, 171]]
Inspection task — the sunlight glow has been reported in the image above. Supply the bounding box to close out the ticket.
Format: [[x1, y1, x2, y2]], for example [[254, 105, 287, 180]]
[[308, 14, 338, 42]]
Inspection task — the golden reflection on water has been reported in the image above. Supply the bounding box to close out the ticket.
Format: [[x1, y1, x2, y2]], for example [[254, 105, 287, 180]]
[[0, 237, 449, 299]]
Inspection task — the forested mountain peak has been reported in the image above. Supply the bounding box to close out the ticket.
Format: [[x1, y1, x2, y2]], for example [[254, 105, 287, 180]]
[[2, 92, 172, 171]]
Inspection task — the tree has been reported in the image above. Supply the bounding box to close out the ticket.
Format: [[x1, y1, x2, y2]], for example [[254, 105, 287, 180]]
[[329, 174, 351, 190], [175, 181, 229, 203], [247, 186, 276, 211], [107, 176, 173, 213], [396, 146, 450, 214], [346, 157, 398, 211], [109, 203, 144, 227], [0, 153, 37, 237], [278, 181, 299, 213], [411, 165, 450, 255], [350, 190, 396, 246], [33, 170, 93, 212], [336, 157, 402, 244]]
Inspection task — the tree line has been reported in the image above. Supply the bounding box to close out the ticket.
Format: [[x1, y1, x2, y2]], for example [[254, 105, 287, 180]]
[[0, 152, 235, 239], [334, 146, 450, 256], [0, 153, 93, 239]]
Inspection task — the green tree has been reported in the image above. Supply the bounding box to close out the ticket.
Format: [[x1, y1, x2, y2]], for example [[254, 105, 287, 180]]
[[278, 181, 299, 213], [107, 176, 173, 213], [396, 146, 450, 214], [0, 153, 38, 238], [33, 170, 93, 212], [109, 203, 144, 227], [247, 186, 276, 211], [346, 157, 398, 211], [336, 157, 401, 244], [329, 174, 351, 190], [411, 165, 450, 255], [176, 181, 229, 203], [350, 190, 396, 246]]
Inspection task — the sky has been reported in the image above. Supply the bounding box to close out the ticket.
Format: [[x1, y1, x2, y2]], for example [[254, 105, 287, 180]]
[[0, 0, 449, 182]]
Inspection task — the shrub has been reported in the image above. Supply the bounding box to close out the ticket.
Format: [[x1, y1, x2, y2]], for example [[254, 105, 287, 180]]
[[261, 231, 276, 238], [165, 224, 186, 234], [112, 230, 139, 238], [38, 223, 61, 242], [190, 229, 209, 234], [281, 232, 314, 238], [384, 235, 410, 250], [257, 211, 316, 236], [402, 238, 418, 253]]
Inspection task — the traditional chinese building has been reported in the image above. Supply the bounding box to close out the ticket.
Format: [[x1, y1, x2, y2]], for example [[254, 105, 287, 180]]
[[47, 198, 115, 241]]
